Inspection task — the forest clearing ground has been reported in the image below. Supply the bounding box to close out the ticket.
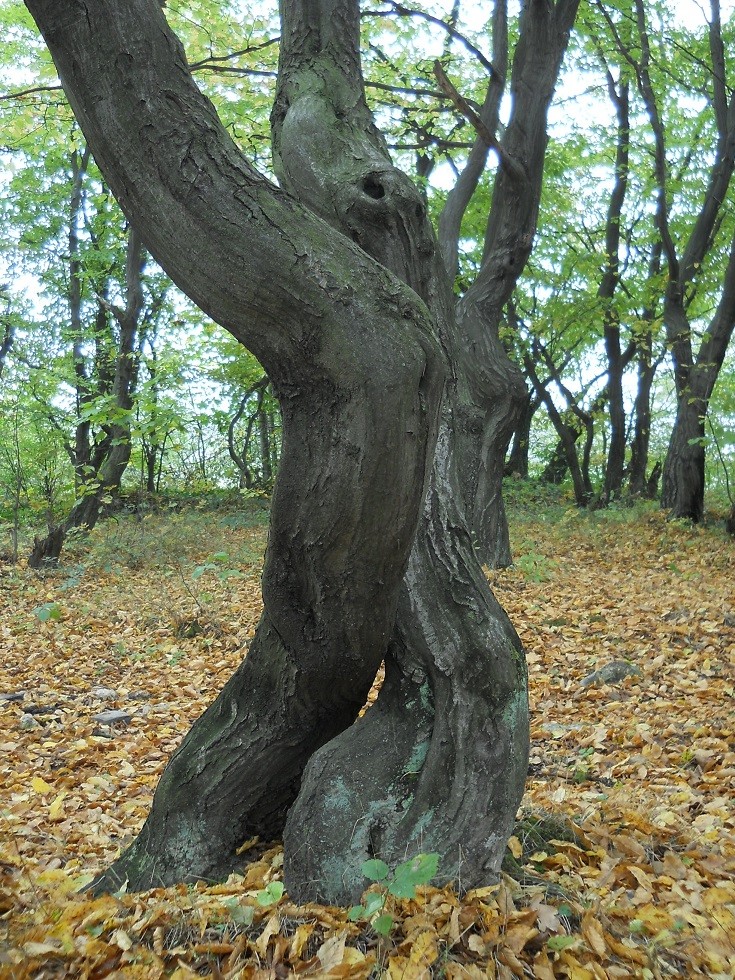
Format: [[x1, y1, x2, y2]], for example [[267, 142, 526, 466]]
[[0, 495, 734, 978]]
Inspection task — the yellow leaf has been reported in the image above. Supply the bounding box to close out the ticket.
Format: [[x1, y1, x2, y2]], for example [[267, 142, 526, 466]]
[[23, 941, 62, 956], [110, 929, 133, 951], [289, 922, 314, 959], [255, 912, 281, 957], [508, 835, 523, 859], [532, 950, 556, 979], [31, 776, 54, 795], [408, 930, 438, 970], [317, 932, 346, 973], [48, 792, 67, 821], [581, 911, 606, 957]]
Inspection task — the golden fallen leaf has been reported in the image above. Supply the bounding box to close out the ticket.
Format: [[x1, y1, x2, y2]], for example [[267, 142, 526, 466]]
[[581, 911, 606, 957], [31, 776, 54, 795]]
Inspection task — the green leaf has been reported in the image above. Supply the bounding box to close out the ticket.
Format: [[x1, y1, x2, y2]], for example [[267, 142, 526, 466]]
[[547, 935, 577, 951], [361, 858, 390, 883], [192, 563, 214, 580], [373, 914, 394, 936], [256, 881, 284, 906], [33, 602, 62, 623], [223, 898, 255, 926], [363, 893, 385, 917], [388, 853, 439, 898], [347, 905, 366, 921]]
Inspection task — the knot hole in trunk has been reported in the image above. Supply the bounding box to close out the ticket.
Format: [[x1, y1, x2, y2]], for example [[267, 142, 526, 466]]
[[362, 175, 385, 199]]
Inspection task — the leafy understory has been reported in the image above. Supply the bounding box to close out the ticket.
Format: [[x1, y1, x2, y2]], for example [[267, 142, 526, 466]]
[[1, 501, 734, 978]]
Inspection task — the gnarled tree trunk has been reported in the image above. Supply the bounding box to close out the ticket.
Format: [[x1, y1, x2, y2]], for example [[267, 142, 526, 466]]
[[25, 0, 576, 903]]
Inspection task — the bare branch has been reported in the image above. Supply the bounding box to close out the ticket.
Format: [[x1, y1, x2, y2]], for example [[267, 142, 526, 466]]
[[432, 60, 524, 184], [363, 2, 496, 75], [0, 83, 63, 102]]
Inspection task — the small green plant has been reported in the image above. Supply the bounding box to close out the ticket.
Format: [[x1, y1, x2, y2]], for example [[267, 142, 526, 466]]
[[515, 548, 556, 583], [33, 601, 62, 622], [192, 551, 244, 582], [222, 897, 255, 926], [348, 853, 439, 936]]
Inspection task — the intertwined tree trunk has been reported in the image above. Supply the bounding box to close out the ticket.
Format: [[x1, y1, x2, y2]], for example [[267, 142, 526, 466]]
[[25, 0, 576, 904]]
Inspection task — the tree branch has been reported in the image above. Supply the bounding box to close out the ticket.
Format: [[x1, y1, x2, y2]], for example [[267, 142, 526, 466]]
[[433, 60, 524, 185]]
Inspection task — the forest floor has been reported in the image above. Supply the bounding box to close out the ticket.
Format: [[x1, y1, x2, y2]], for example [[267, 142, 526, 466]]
[[0, 490, 734, 979]]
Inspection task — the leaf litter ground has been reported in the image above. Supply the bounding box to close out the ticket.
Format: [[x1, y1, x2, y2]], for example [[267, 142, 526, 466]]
[[0, 500, 733, 978]]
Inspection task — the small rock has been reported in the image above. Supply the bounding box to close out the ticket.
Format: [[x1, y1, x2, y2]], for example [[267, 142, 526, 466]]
[[19, 713, 41, 730], [580, 660, 642, 688], [92, 709, 133, 725], [91, 687, 118, 701], [24, 704, 59, 715], [0, 692, 25, 702], [127, 690, 151, 701]]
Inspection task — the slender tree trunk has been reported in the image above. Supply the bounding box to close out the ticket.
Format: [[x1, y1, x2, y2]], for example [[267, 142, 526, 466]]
[[628, 332, 657, 497], [525, 353, 592, 506], [28, 228, 145, 567], [624, 0, 735, 519], [598, 78, 629, 505], [662, 229, 735, 518], [436, 0, 580, 565], [541, 436, 573, 486], [505, 392, 538, 478], [661, 392, 706, 521]]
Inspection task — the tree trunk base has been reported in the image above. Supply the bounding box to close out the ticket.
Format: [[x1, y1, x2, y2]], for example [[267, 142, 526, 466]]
[[28, 525, 66, 569]]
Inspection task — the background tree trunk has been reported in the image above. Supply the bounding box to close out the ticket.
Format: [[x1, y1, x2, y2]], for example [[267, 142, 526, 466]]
[[28, 227, 146, 567], [436, 0, 580, 566]]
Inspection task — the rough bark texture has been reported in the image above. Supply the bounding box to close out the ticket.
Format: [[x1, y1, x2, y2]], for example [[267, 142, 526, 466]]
[[26, 0, 446, 895], [272, 0, 527, 902], [23, 0, 577, 903]]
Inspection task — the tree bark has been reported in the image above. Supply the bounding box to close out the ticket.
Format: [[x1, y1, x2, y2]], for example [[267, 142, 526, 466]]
[[26, 0, 451, 897], [599, 77, 629, 505], [622, 0, 735, 519], [505, 392, 538, 478], [435, 0, 580, 566], [272, 0, 528, 902], [28, 227, 146, 567], [661, 229, 735, 518], [23, 0, 577, 904]]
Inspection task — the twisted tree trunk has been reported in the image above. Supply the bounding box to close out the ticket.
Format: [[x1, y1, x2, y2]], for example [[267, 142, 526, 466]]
[[25, 0, 576, 903]]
